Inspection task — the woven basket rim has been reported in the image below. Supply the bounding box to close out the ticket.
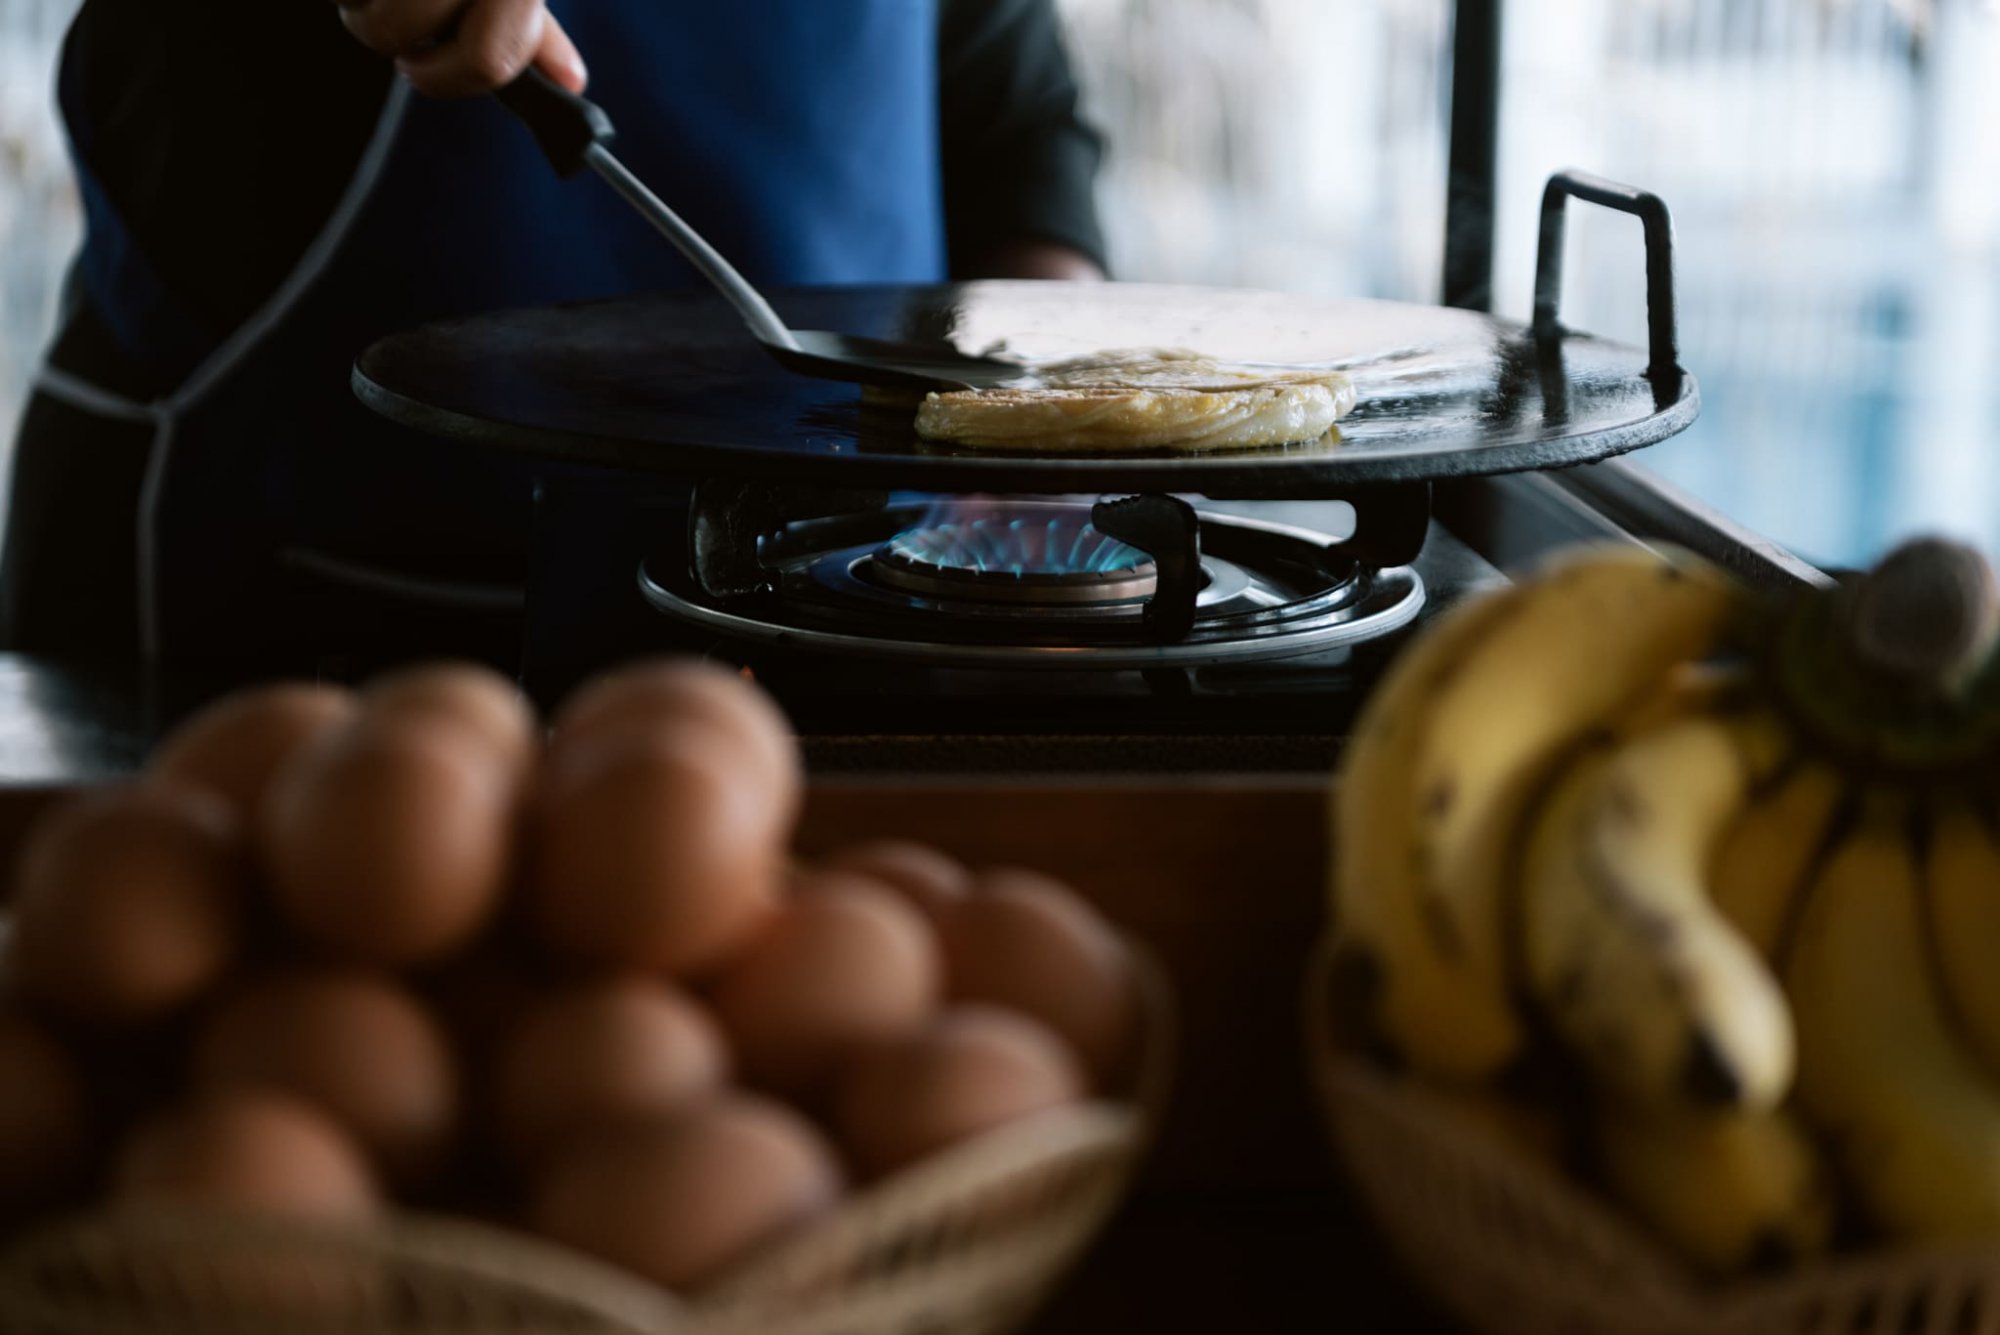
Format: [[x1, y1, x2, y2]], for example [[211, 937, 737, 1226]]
[[0, 1206, 687, 1334], [700, 1099, 1139, 1298]]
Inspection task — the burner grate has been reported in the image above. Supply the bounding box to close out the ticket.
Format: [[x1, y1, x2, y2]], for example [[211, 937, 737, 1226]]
[[639, 500, 1427, 668]]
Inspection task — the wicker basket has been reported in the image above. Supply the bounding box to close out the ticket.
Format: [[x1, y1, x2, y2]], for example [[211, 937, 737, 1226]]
[[1306, 943, 2000, 1335], [0, 954, 1170, 1335]]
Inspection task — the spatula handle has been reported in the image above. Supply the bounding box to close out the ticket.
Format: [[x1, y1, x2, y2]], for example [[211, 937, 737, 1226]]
[[496, 65, 799, 352], [497, 66, 614, 179]]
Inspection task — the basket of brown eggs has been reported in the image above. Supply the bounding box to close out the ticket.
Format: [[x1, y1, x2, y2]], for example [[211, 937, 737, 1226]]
[[0, 660, 1168, 1335]]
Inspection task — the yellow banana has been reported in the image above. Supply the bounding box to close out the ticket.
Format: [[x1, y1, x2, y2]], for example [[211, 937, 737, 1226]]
[[1332, 547, 1744, 1082], [1922, 798, 2000, 1080], [1595, 1100, 1834, 1275], [1787, 791, 2000, 1239], [1401, 546, 1743, 1079], [1520, 711, 1794, 1110], [1710, 759, 1850, 961], [1330, 583, 1530, 1072], [1619, 659, 1753, 736]]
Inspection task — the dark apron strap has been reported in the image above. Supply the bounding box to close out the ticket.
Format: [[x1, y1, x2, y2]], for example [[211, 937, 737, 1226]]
[[0, 283, 171, 659]]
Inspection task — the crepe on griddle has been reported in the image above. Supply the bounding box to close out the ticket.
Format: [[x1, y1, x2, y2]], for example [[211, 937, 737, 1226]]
[[913, 348, 1356, 453]]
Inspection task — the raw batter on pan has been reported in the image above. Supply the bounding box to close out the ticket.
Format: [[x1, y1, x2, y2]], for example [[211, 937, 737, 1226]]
[[914, 348, 1356, 453]]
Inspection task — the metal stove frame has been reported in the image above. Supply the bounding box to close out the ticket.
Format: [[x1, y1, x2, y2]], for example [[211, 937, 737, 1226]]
[[641, 493, 1425, 669]]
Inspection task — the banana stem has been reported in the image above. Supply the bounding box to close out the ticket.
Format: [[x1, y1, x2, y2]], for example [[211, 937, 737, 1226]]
[[1841, 538, 2000, 700]]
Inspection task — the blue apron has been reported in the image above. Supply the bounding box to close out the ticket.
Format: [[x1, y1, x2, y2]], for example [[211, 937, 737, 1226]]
[[68, 0, 945, 657], [329, 0, 946, 327]]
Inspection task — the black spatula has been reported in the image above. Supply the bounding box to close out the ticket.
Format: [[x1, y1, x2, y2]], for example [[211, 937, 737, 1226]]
[[498, 69, 1028, 393]]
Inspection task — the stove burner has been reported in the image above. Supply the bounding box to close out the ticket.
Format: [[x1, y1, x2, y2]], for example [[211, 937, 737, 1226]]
[[639, 500, 1427, 669], [872, 511, 1157, 605]]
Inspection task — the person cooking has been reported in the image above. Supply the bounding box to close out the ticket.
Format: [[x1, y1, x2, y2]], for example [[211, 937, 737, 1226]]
[[0, 0, 1106, 670]]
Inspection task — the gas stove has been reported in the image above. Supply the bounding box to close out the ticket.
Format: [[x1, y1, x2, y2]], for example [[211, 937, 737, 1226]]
[[348, 173, 1824, 772], [641, 492, 1426, 670], [503, 460, 1820, 775]]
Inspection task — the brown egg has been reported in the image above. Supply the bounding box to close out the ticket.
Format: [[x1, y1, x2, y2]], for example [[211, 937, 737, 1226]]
[[941, 869, 1139, 1088], [549, 658, 801, 827], [259, 716, 512, 965], [528, 731, 785, 975], [193, 970, 459, 1184], [149, 683, 359, 817], [833, 1006, 1085, 1180], [115, 1089, 379, 1220], [496, 976, 730, 1166], [819, 840, 971, 920], [532, 1095, 842, 1292], [364, 662, 538, 781], [0, 1008, 89, 1215], [10, 785, 243, 1024], [712, 872, 940, 1102]]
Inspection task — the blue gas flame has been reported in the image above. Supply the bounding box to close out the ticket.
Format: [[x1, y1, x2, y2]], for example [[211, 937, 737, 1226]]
[[885, 510, 1146, 578]]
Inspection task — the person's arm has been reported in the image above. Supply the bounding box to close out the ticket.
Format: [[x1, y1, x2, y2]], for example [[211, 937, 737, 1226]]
[[333, 0, 586, 96], [937, 0, 1109, 281]]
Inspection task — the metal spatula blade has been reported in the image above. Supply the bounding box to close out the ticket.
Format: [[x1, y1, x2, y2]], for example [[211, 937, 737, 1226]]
[[497, 69, 1027, 393]]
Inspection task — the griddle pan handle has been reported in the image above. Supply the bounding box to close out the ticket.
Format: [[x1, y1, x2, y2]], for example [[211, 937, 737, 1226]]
[[1533, 170, 1680, 380], [498, 67, 614, 179]]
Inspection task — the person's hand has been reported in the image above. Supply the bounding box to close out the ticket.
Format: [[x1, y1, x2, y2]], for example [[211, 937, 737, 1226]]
[[334, 0, 588, 98]]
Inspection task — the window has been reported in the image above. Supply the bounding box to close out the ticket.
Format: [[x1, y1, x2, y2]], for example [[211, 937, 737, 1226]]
[[1059, 0, 2000, 568]]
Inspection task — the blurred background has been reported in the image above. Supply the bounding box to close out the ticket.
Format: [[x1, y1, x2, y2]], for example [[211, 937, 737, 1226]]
[[3, 0, 1996, 570]]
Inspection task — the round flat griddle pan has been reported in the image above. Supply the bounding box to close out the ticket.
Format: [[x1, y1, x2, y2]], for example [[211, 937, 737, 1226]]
[[352, 280, 1697, 499]]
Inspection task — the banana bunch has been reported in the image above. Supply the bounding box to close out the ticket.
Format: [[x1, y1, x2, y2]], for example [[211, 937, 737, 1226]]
[[1329, 548, 1747, 1083], [1330, 536, 2000, 1277]]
